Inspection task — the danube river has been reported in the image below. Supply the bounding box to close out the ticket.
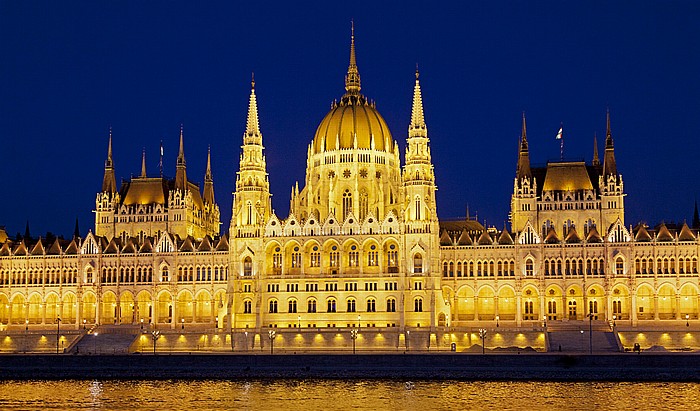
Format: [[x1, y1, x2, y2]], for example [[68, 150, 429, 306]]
[[0, 380, 695, 410]]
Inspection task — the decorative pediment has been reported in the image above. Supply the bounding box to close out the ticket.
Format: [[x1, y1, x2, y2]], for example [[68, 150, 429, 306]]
[[215, 234, 229, 251], [655, 224, 673, 242], [679, 223, 696, 242], [439, 229, 453, 246], [517, 221, 541, 245], [179, 236, 195, 252], [606, 218, 631, 243], [30, 238, 45, 255], [47, 238, 63, 255], [283, 214, 300, 236], [544, 228, 560, 244], [156, 232, 175, 253], [381, 211, 400, 235], [477, 230, 493, 246], [121, 239, 136, 254], [586, 226, 603, 243], [64, 239, 79, 254], [197, 235, 212, 252], [265, 213, 282, 237], [81, 232, 100, 254], [0, 242, 12, 256], [103, 238, 120, 254], [139, 237, 153, 253], [341, 212, 361, 235], [565, 227, 581, 244], [634, 224, 652, 242], [498, 228, 514, 245], [361, 212, 381, 235], [303, 216, 321, 236], [457, 229, 472, 246]]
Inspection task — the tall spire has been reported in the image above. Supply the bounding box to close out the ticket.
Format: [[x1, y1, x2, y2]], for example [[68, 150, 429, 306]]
[[102, 127, 117, 193], [203, 146, 215, 205], [517, 112, 532, 180], [592, 132, 600, 166], [175, 124, 188, 190], [602, 109, 617, 177], [344, 20, 361, 95], [245, 74, 261, 141], [140, 148, 147, 178], [693, 200, 700, 229], [409, 67, 427, 138], [73, 217, 80, 239]]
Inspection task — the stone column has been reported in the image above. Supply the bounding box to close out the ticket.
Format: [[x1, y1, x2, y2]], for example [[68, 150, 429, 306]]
[[675, 294, 681, 320], [41, 301, 46, 325], [516, 295, 522, 326], [494, 296, 499, 323], [473, 296, 479, 321], [653, 294, 659, 320], [453, 295, 459, 323], [630, 292, 637, 326], [606, 292, 612, 321]]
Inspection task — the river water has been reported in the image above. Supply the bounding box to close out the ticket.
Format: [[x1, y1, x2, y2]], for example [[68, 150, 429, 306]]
[[0, 380, 695, 410]]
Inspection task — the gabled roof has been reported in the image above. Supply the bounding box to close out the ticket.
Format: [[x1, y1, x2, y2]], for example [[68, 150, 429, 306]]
[[47, 238, 63, 255], [215, 234, 229, 251], [139, 237, 153, 253], [13, 240, 27, 256], [121, 239, 137, 254], [457, 230, 472, 246], [679, 223, 696, 241], [498, 229, 513, 245], [30, 238, 45, 255], [656, 224, 674, 242], [64, 239, 79, 254], [0, 242, 12, 256], [198, 235, 212, 252], [634, 225, 652, 242], [586, 226, 603, 243], [565, 227, 581, 243], [104, 238, 120, 254], [544, 228, 560, 244], [180, 236, 195, 252], [439, 230, 453, 246], [477, 230, 493, 245]]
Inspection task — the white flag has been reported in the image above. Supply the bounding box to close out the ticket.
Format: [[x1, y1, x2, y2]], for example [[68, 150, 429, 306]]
[[555, 127, 563, 140]]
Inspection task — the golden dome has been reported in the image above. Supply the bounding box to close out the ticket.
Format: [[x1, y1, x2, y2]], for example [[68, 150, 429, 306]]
[[312, 94, 393, 154]]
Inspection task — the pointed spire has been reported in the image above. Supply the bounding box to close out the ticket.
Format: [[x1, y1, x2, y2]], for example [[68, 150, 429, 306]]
[[516, 112, 532, 181], [140, 148, 147, 178], [73, 217, 80, 239], [344, 20, 361, 95], [175, 125, 187, 190], [102, 127, 117, 193], [409, 66, 427, 137], [24, 220, 30, 241], [203, 146, 215, 205], [245, 73, 261, 140], [592, 132, 600, 166], [603, 109, 618, 177], [693, 200, 700, 229]]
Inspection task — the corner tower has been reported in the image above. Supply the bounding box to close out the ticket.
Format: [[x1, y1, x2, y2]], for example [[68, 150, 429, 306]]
[[510, 113, 537, 232], [95, 128, 121, 238], [599, 110, 625, 230]]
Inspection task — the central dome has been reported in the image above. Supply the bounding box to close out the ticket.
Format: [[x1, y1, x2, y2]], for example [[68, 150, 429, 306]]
[[312, 94, 393, 154]]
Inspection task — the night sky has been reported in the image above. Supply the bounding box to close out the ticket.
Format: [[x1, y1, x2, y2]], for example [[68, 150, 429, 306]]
[[1, 2, 699, 238]]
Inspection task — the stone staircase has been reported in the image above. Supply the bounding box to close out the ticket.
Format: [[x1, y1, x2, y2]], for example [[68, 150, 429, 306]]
[[69, 327, 138, 355], [548, 330, 620, 353]]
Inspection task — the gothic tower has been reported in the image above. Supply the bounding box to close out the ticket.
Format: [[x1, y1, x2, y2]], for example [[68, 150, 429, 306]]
[[95, 129, 120, 238], [599, 110, 625, 232], [510, 113, 537, 232]]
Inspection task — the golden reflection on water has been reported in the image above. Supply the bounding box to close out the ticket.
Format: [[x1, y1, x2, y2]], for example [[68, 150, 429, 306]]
[[0, 380, 696, 410]]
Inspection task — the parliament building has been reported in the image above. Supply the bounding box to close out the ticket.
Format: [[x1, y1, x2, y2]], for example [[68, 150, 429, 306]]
[[0, 31, 698, 347]]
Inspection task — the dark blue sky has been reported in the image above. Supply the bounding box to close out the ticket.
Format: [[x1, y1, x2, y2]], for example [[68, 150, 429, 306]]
[[1, 1, 699, 237]]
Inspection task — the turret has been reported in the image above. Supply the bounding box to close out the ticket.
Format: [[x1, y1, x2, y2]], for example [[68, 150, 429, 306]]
[[510, 113, 537, 232], [203, 146, 215, 205], [175, 125, 187, 191], [102, 128, 117, 193]]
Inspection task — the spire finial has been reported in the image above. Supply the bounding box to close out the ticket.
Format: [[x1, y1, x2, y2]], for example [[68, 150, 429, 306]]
[[415, 63, 419, 79], [592, 132, 600, 166], [206, 145, 212, 179], [251, 72, 255, 89], [520, 112, 528, 151], [345, 20, 361, 94], [177, 124, 186, 163], [107, 126, 114, 162], [245, 78, 261, 138], [409, 68, 426, 135], [605, 107, 613, 147], [140, 148, 147, 178]]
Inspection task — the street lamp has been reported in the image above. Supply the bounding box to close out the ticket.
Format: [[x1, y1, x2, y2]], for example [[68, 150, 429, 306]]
[[406, 330, 410, 351], [140, 318, 143, 330], [478, 328, 487, 355], [215, 317, 219, 330], [151, 330, 160, 354], [358, 315, 361, 330], [268, 329, 276, 355], [55, 316, 61, 354], [83, 319, 87, 330], [496, 315, 500, 328], [94, 332, 98, 355], [181, 318, 185, 330], [297, 315, 301, 329], [25, 319, 28, 331], [542, 315, 547, 330], [244, 331, 248, 352], [612, 315, 617, 328], [350, 329, 358, 354], [686, 314, 690, 327]]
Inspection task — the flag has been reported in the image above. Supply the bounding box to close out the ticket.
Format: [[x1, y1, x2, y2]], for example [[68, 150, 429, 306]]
[[555, 126, 563, 140], [160, 141, 164, 156]]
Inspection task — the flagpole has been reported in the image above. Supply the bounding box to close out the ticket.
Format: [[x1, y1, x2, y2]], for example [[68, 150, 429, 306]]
[[159, 140, 163, 178], [559, 122, 564, 161]]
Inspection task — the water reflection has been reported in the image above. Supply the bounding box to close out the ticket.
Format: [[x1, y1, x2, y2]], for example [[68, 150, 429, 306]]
[[0, 380, 694, 410]]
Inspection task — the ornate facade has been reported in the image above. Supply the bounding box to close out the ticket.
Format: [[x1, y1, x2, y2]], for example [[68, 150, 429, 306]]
[[0, 31, 698, 338]]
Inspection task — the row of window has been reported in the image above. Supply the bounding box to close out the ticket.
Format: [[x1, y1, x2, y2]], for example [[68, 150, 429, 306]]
[[263, 281, 407, 293], [635, 257, 699, 275], [252, 297, 424, 314], [542, 258, 606, 277], [0, 269, 79, 286], [442, 260, 516, 277]]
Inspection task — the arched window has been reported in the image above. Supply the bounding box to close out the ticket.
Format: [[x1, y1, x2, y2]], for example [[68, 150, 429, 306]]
[[243, 257, 253, 276], [347, 298, 356, 313], [268, 299, 278, 313], [243, 300, 252, 314], [525, 259, 534, 277], [414, 297, 423, 312], [307, 299, 317, 313], [415, 196, 422, 220], [413, 254, 423, 274], [288, 299, 297, 314], [342, 190, 352, 220], [616, 257, 624, 276], [327, 298, 336, 313], [246, 201, 253, 225], [367, 298, 376, 312], [387, 298, 396, 312], [161, 266, 169, 282], [272, 247, 282, 274], [85, 267, 93, 284]]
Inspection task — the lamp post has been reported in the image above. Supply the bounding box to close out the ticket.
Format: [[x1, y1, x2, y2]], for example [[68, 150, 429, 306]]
[[55, 316, 61, 354], [268, 329, 276, 355], [244, 331, 248, 352], [297, 315, 301, 329], [24, 319, 28, 353], [215, 316, 219, 330], [350, 329, 358, 354], [686, 314, 690, 327], [83, 319, 87, 330], [478, 328, 487, 355], [406, 330, 410, 352], [151, 330, 160, 354], [181, 318, 185, 330], [613, 315, 617, 329], [94, 332, 98, 355], [140, 318, 143, 330], [496, 315, 500, 328], [542, 315, 547, 330]]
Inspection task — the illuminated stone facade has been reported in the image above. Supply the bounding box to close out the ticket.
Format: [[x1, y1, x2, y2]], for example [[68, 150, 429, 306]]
[[0, 32, 698, 338]]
